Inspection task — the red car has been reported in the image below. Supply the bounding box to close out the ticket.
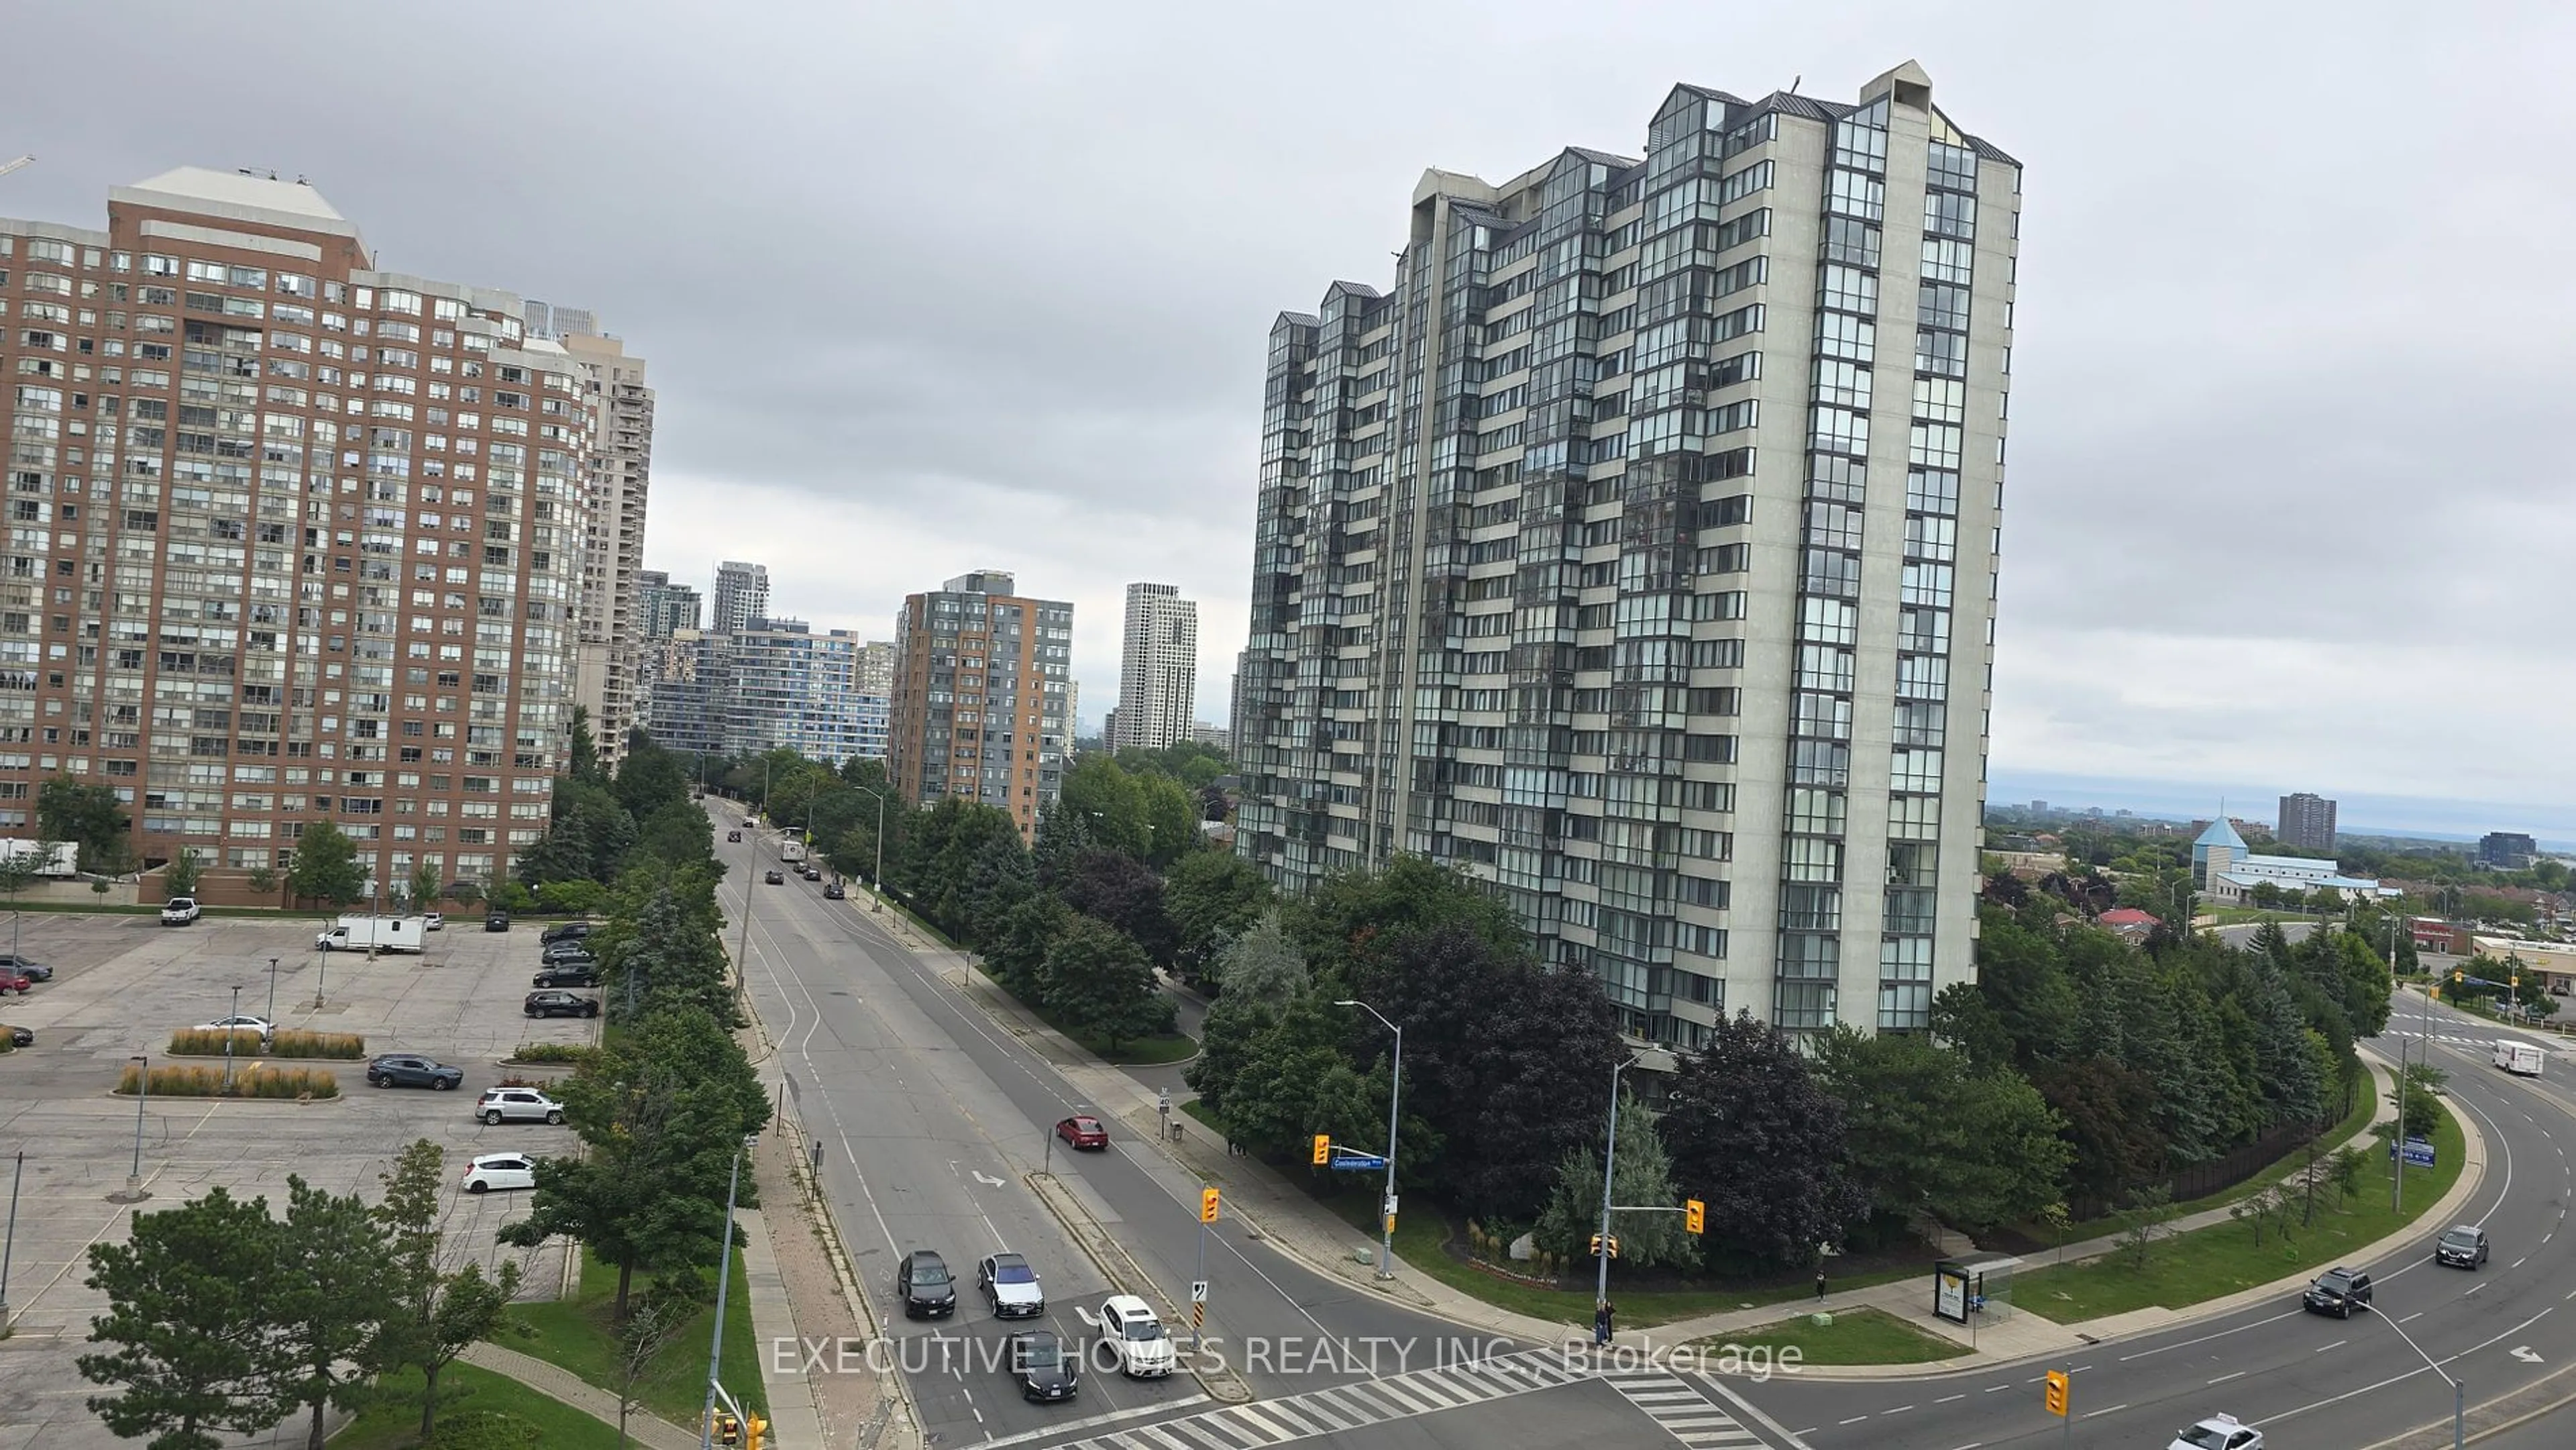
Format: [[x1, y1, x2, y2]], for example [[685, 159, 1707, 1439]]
[[1055, 1115, 1108, 1151], [0, 969, 30, 996]]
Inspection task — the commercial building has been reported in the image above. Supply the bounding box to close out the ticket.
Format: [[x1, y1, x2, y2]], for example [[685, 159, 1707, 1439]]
[[559, 330, 653, 768], [1233, 64, 2017, 1044], [637, 568, 699, 639], [2481, 831, 2539, 870], [0, 167, 614, 890], [2192, 818, 2392, 905], [2275, 791, 2337, 852], [888, 570, 1071, 839], [1111, 581, 1197, 753], [711, 558, 767, 635]]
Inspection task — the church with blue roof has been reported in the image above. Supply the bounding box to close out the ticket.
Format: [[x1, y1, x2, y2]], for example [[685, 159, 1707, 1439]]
[[2190, 815, 2396, 905]]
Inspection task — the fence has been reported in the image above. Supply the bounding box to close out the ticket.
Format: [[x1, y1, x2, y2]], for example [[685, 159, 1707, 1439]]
[[2068, 1079, 2355, 1223]]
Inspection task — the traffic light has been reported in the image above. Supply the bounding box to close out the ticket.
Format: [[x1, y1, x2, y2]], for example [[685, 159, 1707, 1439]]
[[1589, 1233, 1621, 1259], [714, 1412, 743, 1445], [1312, 1134, 1331, 1166], [1201, 1186, 1222, 1223], [1684, 1199, 1705, 1236], [2043, 1369, 2070, 1417], [746, 1413, 767, 1450]]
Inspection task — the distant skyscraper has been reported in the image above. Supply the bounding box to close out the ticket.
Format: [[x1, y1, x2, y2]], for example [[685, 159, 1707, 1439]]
[[2276, 792, 2337, 852], [728, 619, 885, 762], [637, 570, 702, 639], [888, 571, 1072, 839], [523, 299, 597, 342], [1112, 582, 1197, 754], [712, 560, 769, 635], [1234, 64, 2018, 1046], [561, 331, 654, 768], [2481, 832, 2539, 870]]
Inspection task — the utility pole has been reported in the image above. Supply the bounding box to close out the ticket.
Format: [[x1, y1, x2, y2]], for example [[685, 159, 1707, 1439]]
[[1594, 1053, 1642, 1317], [0, 1149, 22, 1323], [1332, 1000, 1403, 1279], [699, 1134, 755, 1450]]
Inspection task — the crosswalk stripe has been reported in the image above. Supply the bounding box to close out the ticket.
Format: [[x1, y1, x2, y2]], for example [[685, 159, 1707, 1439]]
[[1224, 1404, 1293, 1441], [1165, 1420, 1240, 1450], [1366, 1376, 1452, 1414], [1054, 1349, 1596, 1450]]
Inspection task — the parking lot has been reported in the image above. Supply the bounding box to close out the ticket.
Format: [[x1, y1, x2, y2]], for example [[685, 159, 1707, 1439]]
[[0, 909, 598, 1448]]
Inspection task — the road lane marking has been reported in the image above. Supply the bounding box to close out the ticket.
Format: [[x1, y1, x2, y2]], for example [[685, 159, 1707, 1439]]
[[1886, 1404, 1915, 1413], [1839, 1415, 1870, 1425], [2401, 1312, 2424, 1323], [2314, 1339, 2345, 1353], [1935, 1394, 1965, 1404], [2208, 1371, 2245, 1385], [1984, 1384, 2010, 1393], [2081, 1404, 2129, 1418]]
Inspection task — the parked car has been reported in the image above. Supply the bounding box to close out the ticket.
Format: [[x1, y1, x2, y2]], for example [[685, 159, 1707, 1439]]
[[475, 1088, 566, 1125], [1099, 1295, 1175, 1378], [978, 1252, 1046, 1318], [523, 990, 599, 1020], [2435, 1225, 2490, 1269], [423, 911, 445, 931], [3, 1024, 32, 1047], [196, 1014, 275, 1042], [2302, 1266, 2373, 1317], [897, 1249, 958, 1318], [1007, 1329, 1079, 1403], [539, 921, 594, 945], [460, 1152, 537, 1193], [728, 830, 743, 843], [540, 939, 596, 961], [1055, 1115, 1108, 1151], [2170, 1414, 2262, 1450], [765, 870, 786, 885], [160, 896, 201, 926], [0, 970, 30, 996], [823, 881, 845, 900], [368, 1054, 464, 1090], [533, 964, 600, 989], [802, 865, 822, 881], [485, 910, 511, 932], [0, 953, 51, 982]]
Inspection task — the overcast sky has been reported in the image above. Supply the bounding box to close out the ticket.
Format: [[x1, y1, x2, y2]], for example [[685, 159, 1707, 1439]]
[[12, 1, 2576, 833]]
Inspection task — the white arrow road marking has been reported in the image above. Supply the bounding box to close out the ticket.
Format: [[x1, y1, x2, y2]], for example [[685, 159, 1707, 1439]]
[[1073, 1305, 1099, 1327], [2513, 1346, 2543, 1363], [973, 1170, 1006, 1188]]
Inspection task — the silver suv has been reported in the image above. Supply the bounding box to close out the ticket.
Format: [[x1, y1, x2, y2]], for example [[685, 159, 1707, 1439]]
[[476, 1088, 565, 1126]]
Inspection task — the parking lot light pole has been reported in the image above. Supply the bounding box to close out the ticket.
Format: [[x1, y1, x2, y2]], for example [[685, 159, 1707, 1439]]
[[1, 1148, 23, 1323], [1332, 1000, 1402, 1280], [125, 1054, 148, 1196], [225, 984, 241, 1092], [314, 941, 329, 1010], [266, 956, 279, 1025]]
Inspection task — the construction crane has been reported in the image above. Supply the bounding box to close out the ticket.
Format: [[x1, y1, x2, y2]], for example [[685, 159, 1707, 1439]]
[[0, 156, 32, 180]]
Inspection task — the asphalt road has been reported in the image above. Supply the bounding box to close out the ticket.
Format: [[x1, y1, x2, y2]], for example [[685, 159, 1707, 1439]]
[[1729, 992, 2576, 1449], [712, 820, 1531, 1449]]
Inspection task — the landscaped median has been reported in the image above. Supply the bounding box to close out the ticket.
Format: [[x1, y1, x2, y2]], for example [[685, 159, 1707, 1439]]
[[1695, 1307, 1961, 1367], [2014, 1099, 2469, 1324], [114, 1061, 340, 1099]]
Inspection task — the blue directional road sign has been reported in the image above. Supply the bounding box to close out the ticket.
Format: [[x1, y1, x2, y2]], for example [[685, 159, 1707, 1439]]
[[1329, 1151, 1390, 1172], [2387, 1136, 2436, 1168]]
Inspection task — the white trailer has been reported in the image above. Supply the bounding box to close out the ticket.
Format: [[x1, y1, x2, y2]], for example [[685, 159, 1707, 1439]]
[[314, 915, 428, 953], [2493, 1039, 2545, 1076], [780, 839, 808, 865], [0, 838, 78, 877]]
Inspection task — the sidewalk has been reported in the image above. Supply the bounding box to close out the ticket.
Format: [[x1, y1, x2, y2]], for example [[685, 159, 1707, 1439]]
[[458, 1341, 701, 1450]]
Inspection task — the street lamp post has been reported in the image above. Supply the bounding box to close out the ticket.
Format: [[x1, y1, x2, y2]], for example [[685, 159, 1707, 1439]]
[[125, 1053, 148, 1196], [699, 1133, 757, 1450], [224, 984, 241, 1092], [1332, 1000, 1403, 1280], [1595, 1053, 1644, 1320], [265, 956, 279, 1026], [0, 1149, 23, 1323]]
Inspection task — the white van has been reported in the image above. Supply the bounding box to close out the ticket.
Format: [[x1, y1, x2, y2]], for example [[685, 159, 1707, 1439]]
[[315, 915, 427, 953], [2493, 1039, 2545, 1076]]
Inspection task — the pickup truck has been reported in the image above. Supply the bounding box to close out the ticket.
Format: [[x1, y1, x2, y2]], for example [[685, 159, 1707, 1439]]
[[160, 897, 201, 926]]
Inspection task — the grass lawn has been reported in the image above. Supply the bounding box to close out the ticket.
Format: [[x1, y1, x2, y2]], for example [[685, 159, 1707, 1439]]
[[2015, 1101, 2467, 1323], [331, 1361, 624, 1448], [510, 1247, 765, 1428], [1008, 986, 1196, 1064], [1699, 1306, 1960, 1366]]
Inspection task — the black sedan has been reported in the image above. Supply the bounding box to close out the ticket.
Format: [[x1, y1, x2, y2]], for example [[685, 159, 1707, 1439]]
[[523, 990, 600, 1019], [1008, 1330, 1079, 1402], [823, 881, 845, 900], [533, 965, 600, 989], [3, 1024, 31, 1048], [366, 1054, 464, 1090], [765, 869, 786, 885], [484, 911, 511, 932]]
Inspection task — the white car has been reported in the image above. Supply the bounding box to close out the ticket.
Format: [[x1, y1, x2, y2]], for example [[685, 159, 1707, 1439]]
[[160, 897, 201, 926], [978, 1252, 1046, 1318], [196, 1014, 274, 1042], [460, 1153, 537, 1194], [2171, 1414, 2262, 1450], [1099, 1294, 1175, 1378], [476, 1088, 566, 1125], [423, 911, 445, 931]]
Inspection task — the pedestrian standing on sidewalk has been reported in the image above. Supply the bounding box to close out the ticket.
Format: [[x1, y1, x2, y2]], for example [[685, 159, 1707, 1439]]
[[1815, 1265, 1829, 1302], [1593, 1299, 1615, 1345]]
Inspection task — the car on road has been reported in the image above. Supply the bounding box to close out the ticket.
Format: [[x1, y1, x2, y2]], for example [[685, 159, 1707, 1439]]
[[801, 865, 822, 881], [765, 870, 786, 885], [197, 1013, 275, 1042], [485, 910, 511, 931], [533, 964, 600, 989], [897, 1249, 958, 1319], [460, 1152, 537, 1193], [2435, 1225, 2490, 1269], [2170, 1413, 2263, 1450], [368, 1054, 464, 1090], [1055, 1115, 1108, 1151], [1099, 1295, 1175, 1378], [476, 1088, 566, 1125], [2302, 1266, 2373, 1317], [978, 1252, 1045, 1318], [823, 881, 845, 900], [741, 817, 757, 829], [1008, 1329, 1079, 1402], [728, 830, 743, 842], [523, 990, 599, 1019], [0, 953, 49, 982], [539, 921, 594, 945], [3, 1024, 32, 1047], [423, 911, 444, 931], [160, 896, 201, 926]]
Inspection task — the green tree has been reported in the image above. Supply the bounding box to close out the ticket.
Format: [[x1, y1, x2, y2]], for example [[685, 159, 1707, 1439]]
[[40, 774, 133, 876], [611, 732, 693, 822], [0, 848, 38, 915], [409, 859, 441, 915], [284, 821, 367, 910], [378, 1141, 521, 1441], [78, 1186, 287, 1450], [568, 705, 604, 784], [1660, 1011, 1864, 1272], [164, 847, 203, 900], [1165, 849, 1274, 987], [269, 1176, 396, 1450], [1038, 917, 1174, 1053], [500, 1010, 770, 1320], [1814, 1027, 2073, 1234], [593, 874, 737, 1027], [1535, 1091, 1693, 1269], [1211, 911, 1307, 1007]]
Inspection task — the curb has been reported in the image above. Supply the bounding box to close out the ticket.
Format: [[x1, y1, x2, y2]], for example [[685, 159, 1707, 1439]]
[[1027, 1171, 1254, 1404]]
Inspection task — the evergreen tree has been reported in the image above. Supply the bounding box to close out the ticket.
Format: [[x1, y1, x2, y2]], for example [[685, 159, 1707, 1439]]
[[79, 1187, 288, 1450], [268, 1176, 396, 1450], [1535, 1092, 1691, 1269]]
